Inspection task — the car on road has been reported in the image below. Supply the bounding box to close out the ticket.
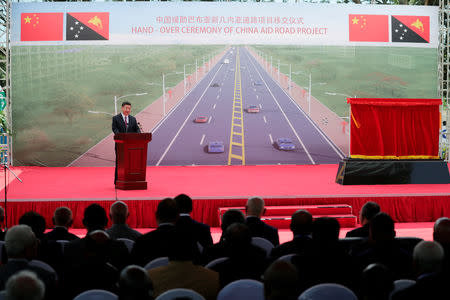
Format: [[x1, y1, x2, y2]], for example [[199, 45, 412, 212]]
[[246, 105, 260, 113], [274, 138, 295, 151], [194, 116, 208, 123], [223, 59, 230, 64], [254, 81, 263, 86], [207, 141, 225, 153], [210, 83, 220, 87]]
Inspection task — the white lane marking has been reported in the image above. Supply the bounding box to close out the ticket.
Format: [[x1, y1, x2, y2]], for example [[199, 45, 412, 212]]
[[263, 116, 267, 124], [269, 134, 274, 144], [213, 103, 216, 109], [217, 94, 219, 99], [219, 88, 222, 93], [156, 64, 224, 166], [253, 58, 344, 159], [254, 88, 256, 92], [244, 50, 316, 165], [208, 116, 212, 124], [256, 95, 259, 100], [259, 104, 262, 109], [200, 134, 205, 145]]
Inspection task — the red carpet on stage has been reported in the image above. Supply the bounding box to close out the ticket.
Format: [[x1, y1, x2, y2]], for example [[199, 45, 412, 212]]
[[3, 164, 450, 228]]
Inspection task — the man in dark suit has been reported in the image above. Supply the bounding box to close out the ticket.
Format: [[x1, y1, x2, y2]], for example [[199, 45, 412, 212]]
[[174, 194, 213, 249], [271, 210, 313, 259], [346, 201, 380, 238], [0, 225, 57, 299], [112, 101, 140, 185], [44, 207, 79, 241], [131, 198, 185, 266], [106, 201, 142, 241], [245, 197, 279, 246]]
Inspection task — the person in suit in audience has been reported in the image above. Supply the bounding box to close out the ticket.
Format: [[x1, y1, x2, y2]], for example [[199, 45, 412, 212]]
[[359, 263, 394, 300], [174, 194, 213, 249], [44, 207, 79, 241], [346, 202, 380, 238], [392, 241, 446, 300], [202, 209, 245, 265], [0, 225, 56, 299], [433, 217, 450, 276], [271, 210, 313, 259], [63, 204, 130, 272], [263, 260, 299, 300], [149, 233, 219, 300], [6, 270, 46, 300], [131, 198, 182, 266], [118, 265, 154, 300], [245, 197, 280, 246], [350, 213, 412, 280], [106, 201, 142, 241], [291, 217, 355, 293], [209, 223, 268, 288]]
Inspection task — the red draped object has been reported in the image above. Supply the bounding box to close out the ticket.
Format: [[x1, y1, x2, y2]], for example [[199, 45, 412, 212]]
[[347, 98, 441, 159]]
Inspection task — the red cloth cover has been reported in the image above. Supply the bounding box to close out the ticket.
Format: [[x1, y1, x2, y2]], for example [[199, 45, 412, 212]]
[[347, 98, 441, 159]]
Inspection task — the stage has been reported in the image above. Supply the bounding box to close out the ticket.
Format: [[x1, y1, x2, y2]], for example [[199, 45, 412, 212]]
[[1, 164, 450, 229]]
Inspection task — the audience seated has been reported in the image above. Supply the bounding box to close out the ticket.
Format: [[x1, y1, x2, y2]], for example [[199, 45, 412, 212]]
[[350, 212, 412, 279], [174, 194, 213, 249], [291, 217, 355, 293], [392, 241, 446, 300], [245, 197, 279, 246], [433, 217, 450, 276], [0, 225, 56, 299], [6, 270, 45, 300], [209, 223, 268, 288], [118, 265, 154, 300], [106, 201, 142, 241], [270, 210, 313, 259], [346, 201, 380, 238], [202, 209, 245, 264], [44, 207, 79, 241], [131, 198, 181, 266], [263, 260, 299, 300], [149, 233, 219, 300], [359, 263, 394, 300]]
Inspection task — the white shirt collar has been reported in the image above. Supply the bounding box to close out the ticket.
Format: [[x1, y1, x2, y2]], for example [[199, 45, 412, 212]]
[[121, 113, 129, 121], [179, 213, 190, 217]]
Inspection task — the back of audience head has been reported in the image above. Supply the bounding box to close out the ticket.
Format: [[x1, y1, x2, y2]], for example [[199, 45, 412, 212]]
[[110, 201, 129, 225], [369, 212, 395, 243], [360, 263, 394, 300], [291, 210, 313, 236], [53, 206, 73, 228], [360, 202, 381, 225], [223, 223, 252, 253], [433, 217, 450, 246], [221, 209, 245, 232], [83, 204, 108, 232], [312, 217, 340, 244], [246, 196, 265, 218], [118, 265, 154, 300], [263, 260, 299, 300], [5, 224, 38, 260], [174, 194, 193, 214], [155, 198, 178, 225], [413, 241, 444, 276], [18, 211, 46, 240], [6, 270, 45, 300]]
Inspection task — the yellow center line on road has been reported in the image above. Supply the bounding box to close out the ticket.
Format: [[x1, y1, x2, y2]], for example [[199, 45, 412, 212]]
[[227, 48, 245, 165]]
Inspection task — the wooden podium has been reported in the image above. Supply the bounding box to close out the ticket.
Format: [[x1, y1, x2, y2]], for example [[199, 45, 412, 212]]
[[114, 133, 152, 190]]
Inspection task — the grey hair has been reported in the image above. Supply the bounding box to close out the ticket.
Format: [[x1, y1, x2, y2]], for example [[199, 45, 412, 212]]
[[5, 270, 45, 300], [413, 241, 445, 274], [5, 225, 36, 257]]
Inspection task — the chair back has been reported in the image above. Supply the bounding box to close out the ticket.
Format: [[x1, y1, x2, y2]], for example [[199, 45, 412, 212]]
[[144, 257, 169, 271], [251, 237, 274, 257], [205, 257, 229, 269], [73, 289, 118, 300], [155, 288, 206, 300], [117, 238, 135, 253], [298, 283, 357, 300], [217, 279, 264, 300]]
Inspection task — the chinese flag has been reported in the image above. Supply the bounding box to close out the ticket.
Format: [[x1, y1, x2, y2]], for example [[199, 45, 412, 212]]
[[21, 13, 63, 41], [349, 14, 389, 42]]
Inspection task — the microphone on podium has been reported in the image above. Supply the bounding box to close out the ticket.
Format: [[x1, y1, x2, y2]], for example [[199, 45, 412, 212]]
[[138, 122, 144, 132]]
